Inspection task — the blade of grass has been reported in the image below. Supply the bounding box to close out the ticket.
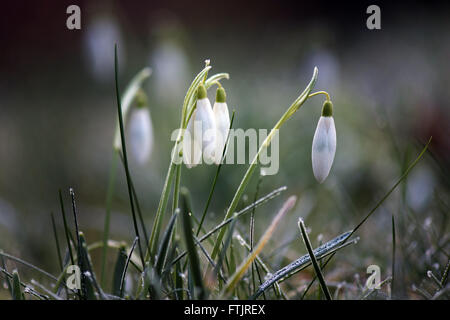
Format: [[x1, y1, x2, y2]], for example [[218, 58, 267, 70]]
[[0, 251, 12, 295], [118, 152, 149, 245], [0, 251, 58, 281], [114, 44, 145, 267], [234, 233, 284, 299], [301, 137, 432, 298], [80, 232, 108, 299], [222, 196, 297, 296], [30, 279, 62, 300], [120, 237, 138, 297], [194, 237, 226, 283], [252, 231, 356, 299], [181, 193, 206, 299], [50, 213, 64, 272], [250, 174, 263, 294], [155, 212, 178, 276], [11, 269, 24, 300], [103, 67, 151, 285], [175, 256, 183, 300], [69, 188, 86, 300], [0, 267, 47, 300], [441, 259, 450, 287], [214, 218, 237, 286], [170, 186, 287, 267], [298, 218, 332, 300], [112, 243, 128, 297], [391, 213, 396, 298], [196, 111, 236, 236], [101, 151, 118, 286]]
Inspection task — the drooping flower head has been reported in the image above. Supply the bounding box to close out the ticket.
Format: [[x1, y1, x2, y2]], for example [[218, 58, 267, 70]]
[[312, 100, 336, 183]]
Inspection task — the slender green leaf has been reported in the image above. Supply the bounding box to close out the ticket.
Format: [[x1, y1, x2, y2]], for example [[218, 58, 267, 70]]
[[298, 218, 332, 300], [12, 270, 24, 300], [252, 231, 355, 299], [223, 196, 297, 296], [155, 212, 178, 276], [114, 44, 145, 266], [112, 243, 128, 297]]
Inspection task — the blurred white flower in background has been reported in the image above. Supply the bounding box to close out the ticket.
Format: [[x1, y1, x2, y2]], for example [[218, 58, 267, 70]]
[[129, 107, 153, 164], [83, 14, 125, 83], [406, 166, 435, 211], [151, 39, 189, 103]]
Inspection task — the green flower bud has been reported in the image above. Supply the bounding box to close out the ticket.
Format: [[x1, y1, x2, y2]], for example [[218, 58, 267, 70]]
[[215, 87, 227, 103], [197, 84, 207, 100], [321, 100, 333, 117]]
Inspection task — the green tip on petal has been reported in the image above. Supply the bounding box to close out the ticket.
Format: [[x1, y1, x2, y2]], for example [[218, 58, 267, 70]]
[[197, 84, 207, 100], [135, 89, 148, 108], [321, 100, 333, 117], [216, 87, 226, 103]]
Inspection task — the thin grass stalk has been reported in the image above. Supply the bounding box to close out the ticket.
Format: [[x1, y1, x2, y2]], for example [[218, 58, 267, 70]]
[[69, 188, 86, 300], [120, 237, 138, 297], [298, 218, 332, 300], [101, 151, 118, 286], [391, 213, 396, 297], [50, 213, 63, 272], [118, 152, 149, 245], [58, 189, 75, 266], [114, 44, 145, 267]]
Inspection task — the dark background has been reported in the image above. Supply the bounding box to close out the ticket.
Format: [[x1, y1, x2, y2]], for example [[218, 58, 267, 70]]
[[0, 0, 449, 299]]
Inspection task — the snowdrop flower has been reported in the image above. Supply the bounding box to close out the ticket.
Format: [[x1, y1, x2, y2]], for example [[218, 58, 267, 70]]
[[212, 87, 230, 164], [311, 100, 336, 183], [183, 84, 216, 167], [129, 91, 153, 164]]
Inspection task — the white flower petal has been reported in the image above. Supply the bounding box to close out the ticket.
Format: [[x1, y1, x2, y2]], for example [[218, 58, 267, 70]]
[[195, 97, 216, 164], [311, 116, 336, 183], [182, 97, 217, 167], [212, 101, 230, 164], [129, 108, 153, 164], [183, 110, 202, 168]]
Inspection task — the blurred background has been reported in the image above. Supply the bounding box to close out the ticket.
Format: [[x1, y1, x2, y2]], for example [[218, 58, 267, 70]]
[[0, 0, 449, 299]]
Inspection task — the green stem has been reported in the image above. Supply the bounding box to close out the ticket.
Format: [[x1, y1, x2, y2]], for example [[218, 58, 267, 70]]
[[114, 45, 145, 267]]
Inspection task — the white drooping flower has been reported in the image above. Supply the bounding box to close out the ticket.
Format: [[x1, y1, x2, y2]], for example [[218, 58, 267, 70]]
[[312, 100, 336, 183], [129, 106, 153, 164], [183, 84, 216, 167], [212, 87, 230, 165]]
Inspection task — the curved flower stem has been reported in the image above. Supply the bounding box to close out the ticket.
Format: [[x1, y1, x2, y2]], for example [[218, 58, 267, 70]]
[[210, 67, 319, 261], [308, 90, 331, 101]]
